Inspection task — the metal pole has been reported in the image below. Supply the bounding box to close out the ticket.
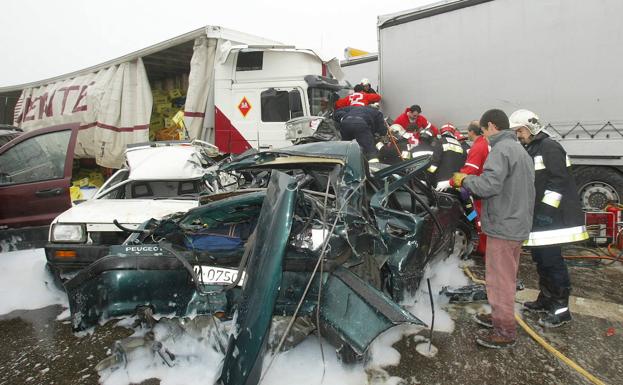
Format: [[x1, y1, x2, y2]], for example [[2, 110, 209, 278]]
[[427, 278, 435, 352]]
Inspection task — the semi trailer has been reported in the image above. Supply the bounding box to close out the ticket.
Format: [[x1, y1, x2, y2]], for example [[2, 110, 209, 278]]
[[376, 0, 623, 209]]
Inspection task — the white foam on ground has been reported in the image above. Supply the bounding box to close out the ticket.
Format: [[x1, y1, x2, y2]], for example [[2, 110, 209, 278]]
[[0, 248, 68, 315], [97, 254, 469, 384], [401, 253, 470, 333]]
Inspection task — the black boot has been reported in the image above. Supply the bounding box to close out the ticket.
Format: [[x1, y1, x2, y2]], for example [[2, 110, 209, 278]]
[[523, 279, 553, 313], [538, 287, 572, 328]]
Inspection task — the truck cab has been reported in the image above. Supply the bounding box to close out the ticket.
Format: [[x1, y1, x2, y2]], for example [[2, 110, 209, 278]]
[[213, 47, 347, 153]]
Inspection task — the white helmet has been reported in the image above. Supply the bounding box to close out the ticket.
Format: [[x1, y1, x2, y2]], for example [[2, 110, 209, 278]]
[[389, 124, 405, 136], [509, 109, 542, 135], [360, 78, 370, 85]]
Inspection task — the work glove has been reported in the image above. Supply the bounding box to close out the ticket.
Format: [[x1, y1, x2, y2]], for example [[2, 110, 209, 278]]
[[435, 180, 452, 192], [451, 172, 467, 188], [459, 187, 471, 202]]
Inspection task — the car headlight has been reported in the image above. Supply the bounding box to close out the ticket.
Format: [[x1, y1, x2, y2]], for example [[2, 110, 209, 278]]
[[51, 223, 86, 243]]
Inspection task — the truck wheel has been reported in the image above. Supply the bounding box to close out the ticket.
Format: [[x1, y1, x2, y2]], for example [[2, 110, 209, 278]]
[[573, 167, 623, 210]]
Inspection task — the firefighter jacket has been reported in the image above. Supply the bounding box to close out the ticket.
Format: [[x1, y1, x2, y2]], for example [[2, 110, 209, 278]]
[[436, 136, 467, 182], [409, 137, 443, 183], [334, 92, 381, 109], [377, 138, 409, 165], [523, 132, 589, 246], [460, 139, 471, 154], [459, 135, 489, 176]]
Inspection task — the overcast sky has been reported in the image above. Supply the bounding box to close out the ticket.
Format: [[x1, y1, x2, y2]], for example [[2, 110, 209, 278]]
[[0, 0, 435, 87]]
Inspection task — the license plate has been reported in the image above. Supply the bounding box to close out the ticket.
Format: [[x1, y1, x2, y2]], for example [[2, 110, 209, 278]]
[[193, 266, 244, 286]]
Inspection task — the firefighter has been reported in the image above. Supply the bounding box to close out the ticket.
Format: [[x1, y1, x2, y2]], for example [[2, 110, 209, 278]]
[[409, 127, 442, 183], [435, 124, 467, 185], [333, 105, 386, 160], [510, 109, 589, 327], [377, 124, 412, 165], [334, 84, 381, 109], [393, 105, 439, 137], [360, 78, 377, 94]]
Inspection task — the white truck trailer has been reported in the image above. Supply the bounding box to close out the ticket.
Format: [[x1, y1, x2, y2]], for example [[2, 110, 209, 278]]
[[0, 26, 346, 168], [340, 53, 379, 90], [377, 0, 623, 209]]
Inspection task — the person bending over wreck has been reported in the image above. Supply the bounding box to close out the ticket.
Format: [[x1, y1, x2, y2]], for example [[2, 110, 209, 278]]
[[452, 109, 535, 349], [333, 105, 386, 161]]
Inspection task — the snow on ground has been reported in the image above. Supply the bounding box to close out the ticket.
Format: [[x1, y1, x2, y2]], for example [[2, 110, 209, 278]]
[[0, 248, 68, 315]]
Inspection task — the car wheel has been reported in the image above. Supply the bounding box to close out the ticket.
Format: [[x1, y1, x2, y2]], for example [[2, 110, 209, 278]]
[[454, 220, 475, 259]]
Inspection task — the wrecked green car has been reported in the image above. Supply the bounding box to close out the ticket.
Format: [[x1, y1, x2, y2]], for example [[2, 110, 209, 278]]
[[65, 141, 476, 385]]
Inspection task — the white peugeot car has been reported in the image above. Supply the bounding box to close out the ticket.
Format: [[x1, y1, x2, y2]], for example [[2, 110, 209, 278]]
[[45, 140, 235, 281]]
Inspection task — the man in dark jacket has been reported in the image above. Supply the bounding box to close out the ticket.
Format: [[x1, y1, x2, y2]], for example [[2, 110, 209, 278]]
[[409, 127, 443, 183], [333, 105, 386, 160], [434, 124, 467, 188], [453, 109, 535, 349], [510, 109, 589, 327], [377, 124, 412, 165]]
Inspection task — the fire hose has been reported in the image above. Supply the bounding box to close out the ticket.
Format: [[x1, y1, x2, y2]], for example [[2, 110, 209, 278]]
[[463, 267, 607, 385]]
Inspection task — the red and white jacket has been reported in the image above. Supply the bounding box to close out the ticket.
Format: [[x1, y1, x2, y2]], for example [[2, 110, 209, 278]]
[[393, 108, 439, 137], [335, 92, 381, 109], [459, 135, 490, 176]]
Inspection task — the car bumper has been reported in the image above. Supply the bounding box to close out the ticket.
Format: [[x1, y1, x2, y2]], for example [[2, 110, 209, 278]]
[[45, 243, 111, 272]]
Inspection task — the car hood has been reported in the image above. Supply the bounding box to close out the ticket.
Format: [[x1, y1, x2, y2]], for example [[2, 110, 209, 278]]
[[54, 199, 198, 225]]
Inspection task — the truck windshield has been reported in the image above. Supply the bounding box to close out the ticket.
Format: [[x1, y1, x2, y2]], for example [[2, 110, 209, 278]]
[[308, 88, 337, 117]]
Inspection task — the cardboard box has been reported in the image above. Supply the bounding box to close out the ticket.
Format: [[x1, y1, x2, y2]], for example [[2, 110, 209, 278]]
[[168, 88, 183, 99], [153, 94, 169, 105], [155, 103, 172, 114]]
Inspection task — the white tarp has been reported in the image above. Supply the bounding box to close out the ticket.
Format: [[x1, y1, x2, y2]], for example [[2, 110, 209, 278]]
[[184, 36, 217, 140], [13, 59, 152, 168]]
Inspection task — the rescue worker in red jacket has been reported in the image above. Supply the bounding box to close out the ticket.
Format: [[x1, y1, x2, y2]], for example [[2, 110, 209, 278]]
[[393, 105, 439, 137], [334, 84, 381, 109], [511, 109, 589, 328]]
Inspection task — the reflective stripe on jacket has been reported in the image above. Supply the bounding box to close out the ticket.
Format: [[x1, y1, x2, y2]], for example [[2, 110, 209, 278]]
[[523, 132, 588, 246]]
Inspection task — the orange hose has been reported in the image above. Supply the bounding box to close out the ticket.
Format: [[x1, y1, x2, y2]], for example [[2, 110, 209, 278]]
[[607, 244, 621, 258], [388, 132, 403, 160]]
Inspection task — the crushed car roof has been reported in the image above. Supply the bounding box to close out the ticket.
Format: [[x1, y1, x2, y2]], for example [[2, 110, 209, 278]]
[[125, 144, 207, 181]]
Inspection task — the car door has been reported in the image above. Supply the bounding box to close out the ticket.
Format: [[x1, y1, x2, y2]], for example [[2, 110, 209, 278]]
[[0, 123, 79, 228], [369, 155, 440, 280]]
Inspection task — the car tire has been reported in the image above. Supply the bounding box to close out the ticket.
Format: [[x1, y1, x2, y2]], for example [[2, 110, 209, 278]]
[[573, 166, 623, 210], [454, 219, 476, 259]]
